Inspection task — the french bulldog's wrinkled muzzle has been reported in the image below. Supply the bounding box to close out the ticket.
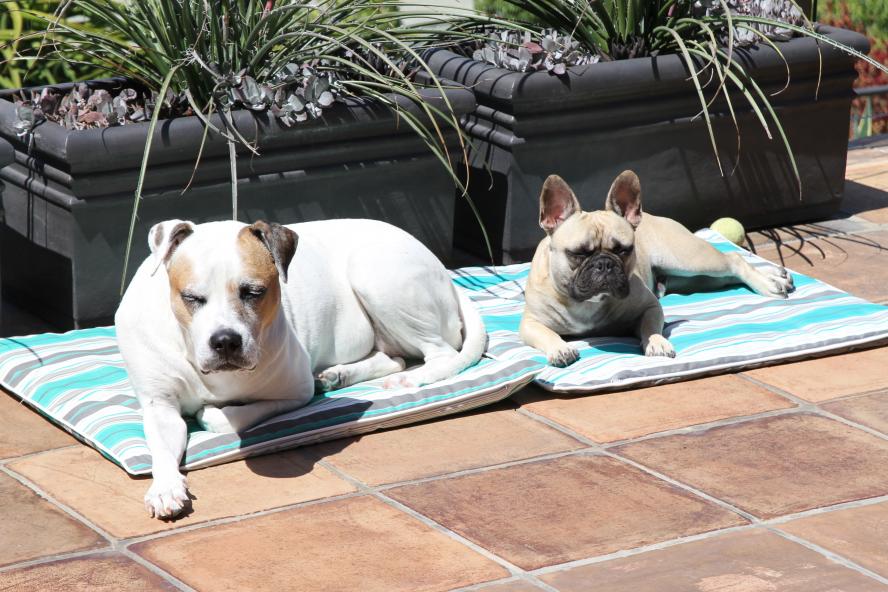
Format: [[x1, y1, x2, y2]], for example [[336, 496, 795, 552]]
[[568, 252, 631, 301]]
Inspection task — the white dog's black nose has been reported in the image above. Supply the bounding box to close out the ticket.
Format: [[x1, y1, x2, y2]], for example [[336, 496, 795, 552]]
[[209, 329, 242, 356]]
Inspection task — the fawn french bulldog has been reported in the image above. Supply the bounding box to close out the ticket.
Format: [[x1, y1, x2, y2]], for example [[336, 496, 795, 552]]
[[519, 171, 793, 366]]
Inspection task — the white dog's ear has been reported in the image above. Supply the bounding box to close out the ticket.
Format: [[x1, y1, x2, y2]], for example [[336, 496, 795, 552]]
[[148, 220, 195, 266], [605, 170, 643, 228], [539, 175, 581, 235], [247, 220, 298, 282]]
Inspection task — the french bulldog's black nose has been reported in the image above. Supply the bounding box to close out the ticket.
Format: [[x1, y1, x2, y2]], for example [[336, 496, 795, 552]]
[[210, 329, 242, 356], [593, 257, 615, 273]]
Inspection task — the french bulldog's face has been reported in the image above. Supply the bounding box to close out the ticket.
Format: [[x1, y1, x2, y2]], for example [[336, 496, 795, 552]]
[[539, 171, 644, 302]]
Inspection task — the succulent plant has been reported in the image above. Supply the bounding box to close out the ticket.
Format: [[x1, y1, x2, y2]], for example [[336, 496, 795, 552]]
[[472, 30, 600, 75], [12, 61, 347, 132], [698, 0, 806, 43]]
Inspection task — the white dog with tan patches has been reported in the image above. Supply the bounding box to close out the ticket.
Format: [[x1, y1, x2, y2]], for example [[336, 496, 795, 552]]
[[116, 218, 486, 519]]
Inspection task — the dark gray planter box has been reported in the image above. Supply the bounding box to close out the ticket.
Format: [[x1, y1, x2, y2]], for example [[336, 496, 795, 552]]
[[427, 26, 869, 263], [0, 85, 474, 329], [0, 137, 14, 331]]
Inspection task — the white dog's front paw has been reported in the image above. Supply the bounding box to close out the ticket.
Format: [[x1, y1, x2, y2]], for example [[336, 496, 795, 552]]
[[317, 366, 347, 392], [547, 344, 580, 367], [144, 474, 189, 519], [196, 405, 238, 433], [644, 335, 676, 358]]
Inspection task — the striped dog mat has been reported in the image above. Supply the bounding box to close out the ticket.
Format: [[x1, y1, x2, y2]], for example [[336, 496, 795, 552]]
[[0, 330, 541, 475], [451, 229, 888, 393], [3, 229, 887, 474]]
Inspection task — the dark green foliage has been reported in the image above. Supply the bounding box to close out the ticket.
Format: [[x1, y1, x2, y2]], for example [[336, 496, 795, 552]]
[[0, 0, 106, 87], [475, 0, 542, 24], [7, 0, 490, 286]]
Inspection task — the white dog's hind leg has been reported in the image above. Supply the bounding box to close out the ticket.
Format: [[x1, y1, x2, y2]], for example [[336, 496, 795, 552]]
[[142, 399, 190, 519], [383, 340, 461, 389], [317, 351, 406, 392]]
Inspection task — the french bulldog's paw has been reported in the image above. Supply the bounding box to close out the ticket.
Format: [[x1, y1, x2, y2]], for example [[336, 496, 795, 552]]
[[547, 345, 580, 367], [383, 372, 415, 390], [196, 405, 238, 434], [145, 474, 189, 519], [754, 266, 793, 298], [766, 265, 790, 279], [644, 335, 676, 358], [316, 366, 346, 392], [766, 270, 794, 298]]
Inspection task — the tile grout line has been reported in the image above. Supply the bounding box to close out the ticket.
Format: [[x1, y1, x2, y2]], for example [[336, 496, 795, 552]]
[[376, 493, 558, 592], [0, 465, 192, 591], [511, 397, 763, 523], [736, 373, 829, 408], [737, 373, 888, 442], [315, 459, 560, 592], [526, 493, 888, 578], [813, 408, 888, 443], [117, 548, 197, 592], [600, 450, 761, 523], [514, 407, 600, 447], [0, 465, 118, 543], [0, 491, 367, 577], [597, 407, 802, 449], [766, 527, 888, 586], [0, 444, 83, 467], [373, 448, 599, 492], [448, 575, 544, 591], [120, 490, 366, 546], [528, 523, 756, 577], [763, 493, 888, 525], [0, 548, 115, 575]]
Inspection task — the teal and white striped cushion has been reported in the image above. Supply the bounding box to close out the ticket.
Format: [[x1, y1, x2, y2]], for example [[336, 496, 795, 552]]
[[0, 330, 541, 475], [451, 229, 888, 393], [4, 229, 887, 474]]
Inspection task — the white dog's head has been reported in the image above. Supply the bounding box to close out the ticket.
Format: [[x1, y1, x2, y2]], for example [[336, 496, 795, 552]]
[[148, 219, 298, 375]]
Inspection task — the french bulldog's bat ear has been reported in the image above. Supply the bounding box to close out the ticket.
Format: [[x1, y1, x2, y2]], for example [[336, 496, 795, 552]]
[[247, 220, 298, 283], [148, 219, 195, 266], [605, 170, 643, 228], [539, 174, 581, 235]]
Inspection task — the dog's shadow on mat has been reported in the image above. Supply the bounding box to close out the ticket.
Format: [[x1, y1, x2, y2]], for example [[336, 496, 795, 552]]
[[240, 396, 375, 479], [570, 321, 685, 356]]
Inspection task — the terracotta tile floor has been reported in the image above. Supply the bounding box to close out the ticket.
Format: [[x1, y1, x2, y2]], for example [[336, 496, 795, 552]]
[[3, 144, 888, 589]]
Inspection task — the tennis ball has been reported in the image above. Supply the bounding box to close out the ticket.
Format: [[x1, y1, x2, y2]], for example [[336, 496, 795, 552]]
[[710, 217, 745, 246]]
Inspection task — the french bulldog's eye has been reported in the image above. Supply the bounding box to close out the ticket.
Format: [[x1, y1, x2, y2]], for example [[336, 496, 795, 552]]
[[240, 285, 267, 300], [181, 292, 206, 306]]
